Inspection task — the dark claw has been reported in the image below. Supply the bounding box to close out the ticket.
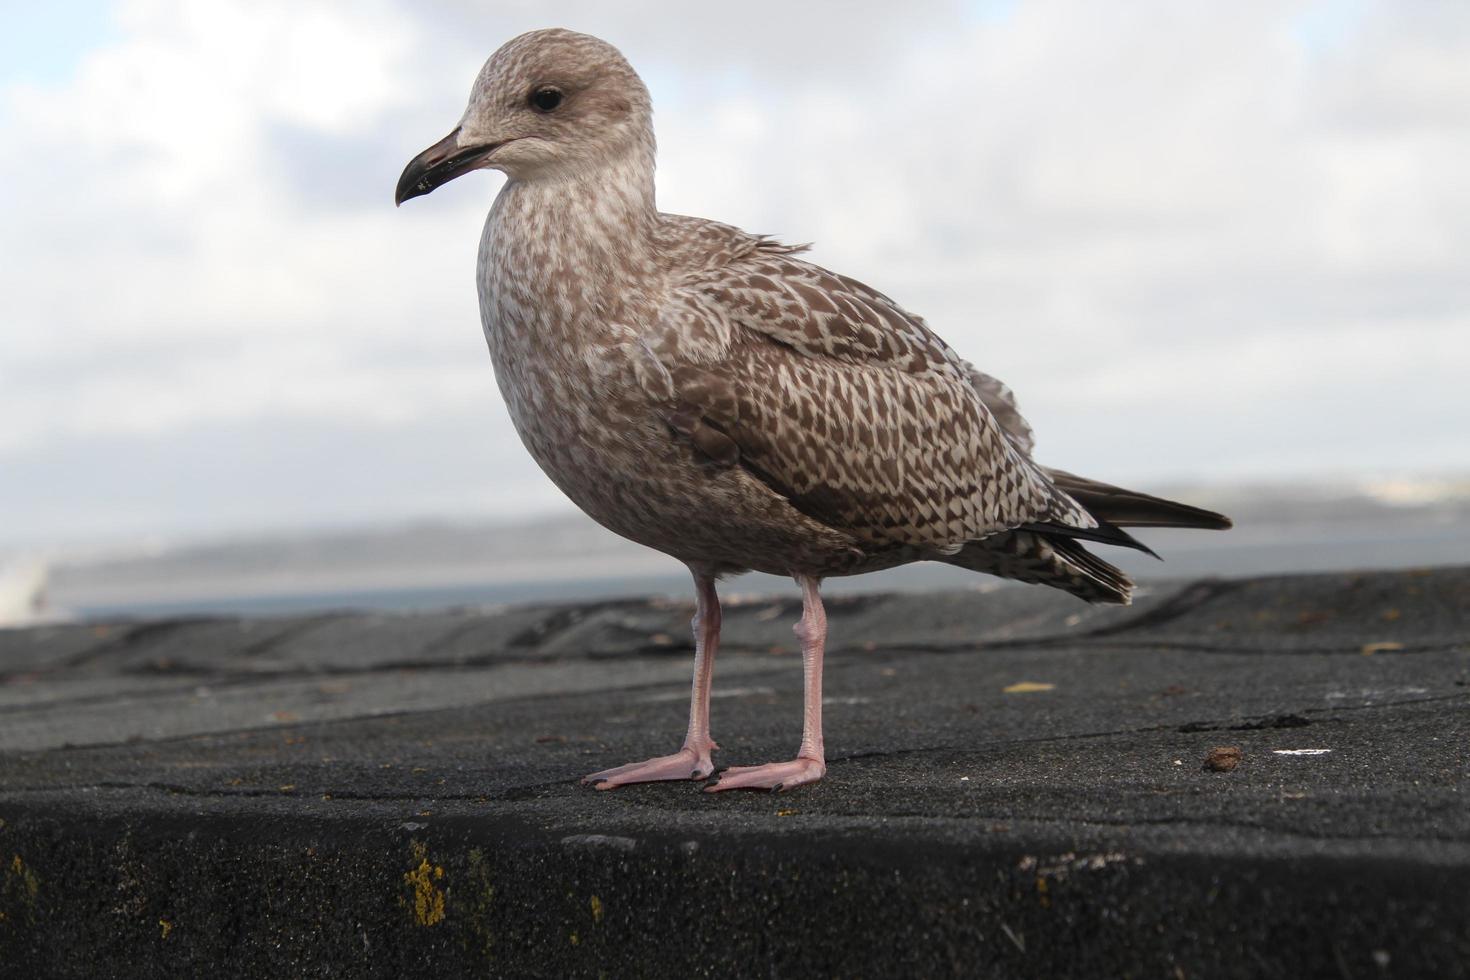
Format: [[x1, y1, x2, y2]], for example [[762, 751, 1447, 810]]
[[772, 783, 785, 793]]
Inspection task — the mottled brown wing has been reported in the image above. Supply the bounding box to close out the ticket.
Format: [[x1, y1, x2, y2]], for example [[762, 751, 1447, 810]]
[[646, 246, 1091, 552], [655, 223, 1039, 455]]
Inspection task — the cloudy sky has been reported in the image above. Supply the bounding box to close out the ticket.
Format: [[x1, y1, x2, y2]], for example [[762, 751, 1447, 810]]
[[2, 1, 1467, 553]]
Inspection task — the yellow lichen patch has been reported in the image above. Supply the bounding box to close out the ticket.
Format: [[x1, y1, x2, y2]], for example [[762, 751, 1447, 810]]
[[590, 895, 604, 924], [9, 854, 39, 899], [159, 918, 173, 939], [569, 932, 580, 946], [403, 840, 447, 927], [1004, 682, 1056, 694], [2, 853, 41, 926]]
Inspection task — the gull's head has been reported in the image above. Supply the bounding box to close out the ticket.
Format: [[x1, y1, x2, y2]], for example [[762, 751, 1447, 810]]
[[395, 29, 651, 204]]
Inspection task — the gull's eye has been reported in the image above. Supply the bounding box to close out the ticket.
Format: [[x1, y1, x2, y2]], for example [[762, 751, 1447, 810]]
[[529, 87, 563, 113]]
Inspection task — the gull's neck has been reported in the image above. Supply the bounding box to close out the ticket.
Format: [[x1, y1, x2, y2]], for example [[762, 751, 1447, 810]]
[[486, 144, 660, 280]]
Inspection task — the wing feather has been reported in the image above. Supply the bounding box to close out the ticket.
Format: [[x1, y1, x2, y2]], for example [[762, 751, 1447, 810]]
[[968, 369, 1036, 455]]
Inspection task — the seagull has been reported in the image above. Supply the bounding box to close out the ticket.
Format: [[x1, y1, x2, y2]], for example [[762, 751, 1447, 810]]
[[396, 29, 1230, 792]]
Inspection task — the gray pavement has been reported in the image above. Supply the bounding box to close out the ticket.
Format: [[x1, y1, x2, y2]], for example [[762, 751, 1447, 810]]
[[1, 566, 1467, 977]]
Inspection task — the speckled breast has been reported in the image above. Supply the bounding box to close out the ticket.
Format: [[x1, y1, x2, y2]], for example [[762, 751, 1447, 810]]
[[480, 304, 670, 524]]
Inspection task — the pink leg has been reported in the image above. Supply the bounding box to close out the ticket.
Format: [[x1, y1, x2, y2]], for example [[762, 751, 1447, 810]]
[[706, 575, 827, 793], [583, 568, 721, 789]]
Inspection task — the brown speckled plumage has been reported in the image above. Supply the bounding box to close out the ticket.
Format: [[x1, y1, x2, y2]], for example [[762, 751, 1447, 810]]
[[397, 29, 1231, 791]]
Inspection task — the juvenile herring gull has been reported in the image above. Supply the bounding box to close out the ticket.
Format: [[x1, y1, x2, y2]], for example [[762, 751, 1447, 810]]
[[395, 29, 1231, 792]]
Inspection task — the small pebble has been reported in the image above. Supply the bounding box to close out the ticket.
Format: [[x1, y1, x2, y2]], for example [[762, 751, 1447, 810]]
[[1203, 746, 1243, 772]]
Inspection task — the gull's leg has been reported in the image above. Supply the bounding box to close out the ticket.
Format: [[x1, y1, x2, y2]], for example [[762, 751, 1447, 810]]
[[706, 575, 827, 793], [583, 568, 721, 788]]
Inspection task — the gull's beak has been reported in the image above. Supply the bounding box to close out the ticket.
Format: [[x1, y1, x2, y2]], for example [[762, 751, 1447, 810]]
[[394, 127, 504, 206]]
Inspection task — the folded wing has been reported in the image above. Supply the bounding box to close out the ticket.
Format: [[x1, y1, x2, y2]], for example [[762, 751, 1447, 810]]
[[643, 236, 1093, 555]]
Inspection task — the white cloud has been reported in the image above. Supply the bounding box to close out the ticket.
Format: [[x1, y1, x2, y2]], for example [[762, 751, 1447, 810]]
[[0, 0, 498, 454]]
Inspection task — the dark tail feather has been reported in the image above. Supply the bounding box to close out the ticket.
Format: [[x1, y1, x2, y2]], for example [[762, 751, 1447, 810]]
[[946, 469, 1230, 606], [945, 530, 1133, 605], [1017, 520, 1162, 560], [1044, 468, 1233, 531], [1019, 469, 1231, 564], [1047, 536, 1133, 601]]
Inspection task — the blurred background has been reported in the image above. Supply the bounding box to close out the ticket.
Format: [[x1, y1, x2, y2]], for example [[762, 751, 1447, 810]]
[[1, 0, 1467, 625]]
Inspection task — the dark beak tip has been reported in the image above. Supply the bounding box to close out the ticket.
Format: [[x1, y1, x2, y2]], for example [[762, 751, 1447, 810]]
[[395, 128, 501, 209], [393, 169, 424, 208]]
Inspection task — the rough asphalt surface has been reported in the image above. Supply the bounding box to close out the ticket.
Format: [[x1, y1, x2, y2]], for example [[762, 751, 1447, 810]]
[[1, 566, 1467, 978]]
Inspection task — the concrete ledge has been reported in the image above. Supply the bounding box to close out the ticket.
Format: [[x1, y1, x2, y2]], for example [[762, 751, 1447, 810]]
[[2, 566, 1468, 977]]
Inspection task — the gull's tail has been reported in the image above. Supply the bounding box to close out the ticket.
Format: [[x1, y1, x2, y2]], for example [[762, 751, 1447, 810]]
[[1042, 468, 1234, 532], [945, 471, 1231, 605]]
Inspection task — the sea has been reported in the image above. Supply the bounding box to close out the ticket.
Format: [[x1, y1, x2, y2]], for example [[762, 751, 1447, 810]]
[[16, 478, 1466, 623]]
